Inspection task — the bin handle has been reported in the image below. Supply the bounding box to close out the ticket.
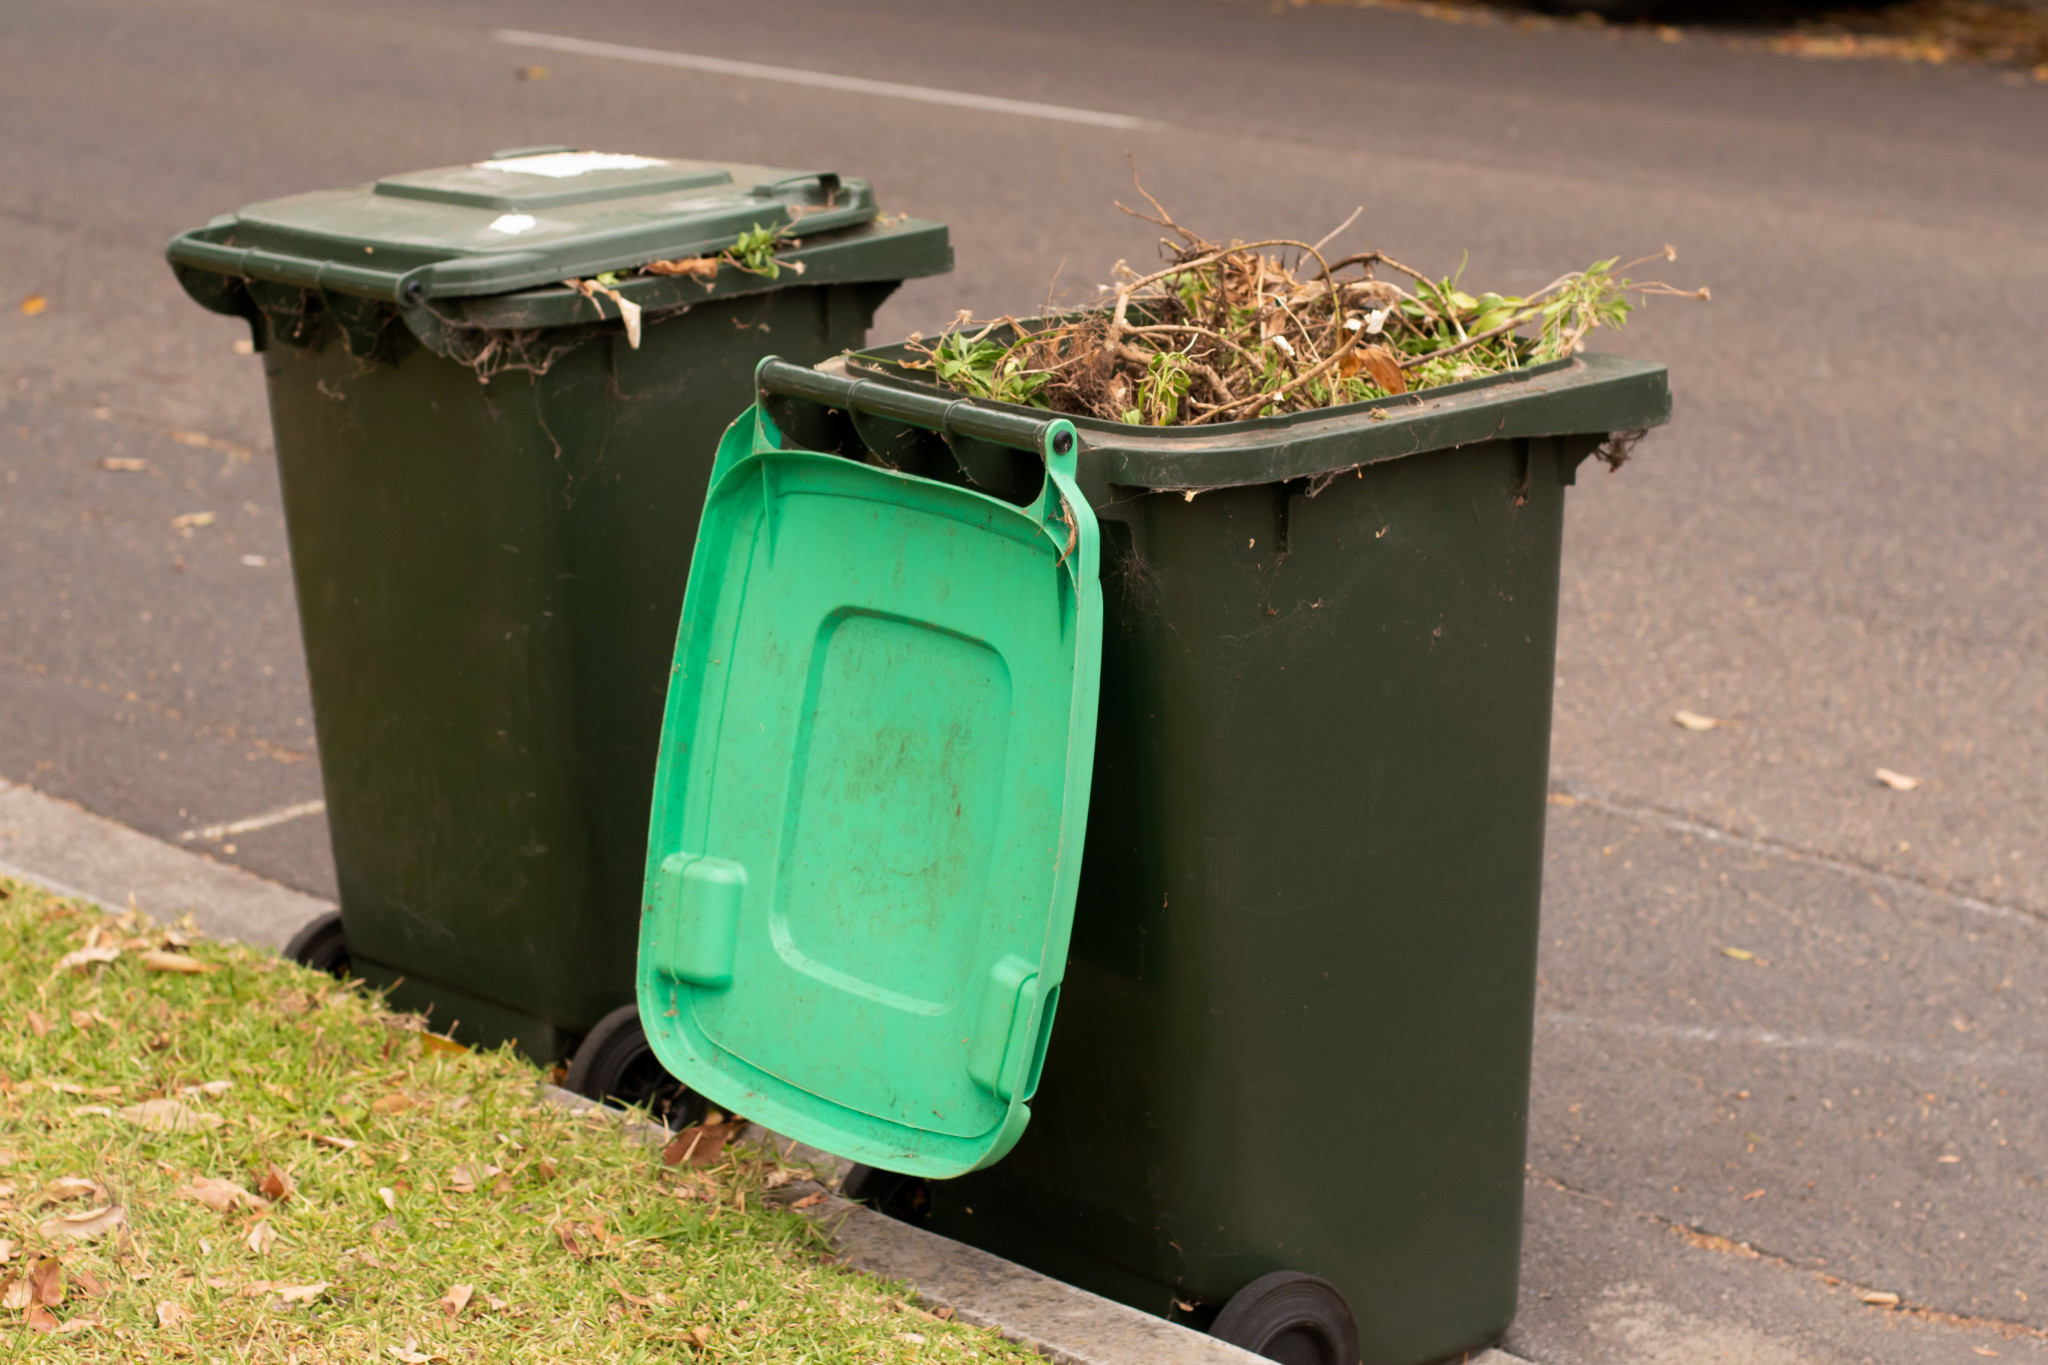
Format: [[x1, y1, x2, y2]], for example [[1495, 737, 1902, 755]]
[[166, 230, 415, 303], [750, 172, 843, 207], [755, 357, 1075, 464]]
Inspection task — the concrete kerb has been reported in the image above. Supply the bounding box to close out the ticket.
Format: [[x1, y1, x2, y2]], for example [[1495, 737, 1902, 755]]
[[0, 778, 1532, 1365], [542, 1086, 1282, 1365], [0, 777, 329, 951]]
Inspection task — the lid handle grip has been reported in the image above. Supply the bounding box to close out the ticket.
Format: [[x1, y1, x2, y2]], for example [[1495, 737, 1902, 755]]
[[751, 171, 842, 206]]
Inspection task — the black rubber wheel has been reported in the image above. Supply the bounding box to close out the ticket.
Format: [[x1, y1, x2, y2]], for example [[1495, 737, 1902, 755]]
[[282, 910, 351, 978], [563, 1003, 707, 1129], [1209, 1271, 1360, 1365], [841, 1163, 932, 1226]]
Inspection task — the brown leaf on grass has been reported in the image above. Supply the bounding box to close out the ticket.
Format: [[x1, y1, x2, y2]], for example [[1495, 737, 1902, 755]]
[[371, 1092, 414, 1115], [553, 1223, 586, 1259], [245, 1220, 277, 1255], [24, 1011, 49, 1037], [1, 1276, 29, 1310], [70, 1267, 106, 1297], [51, 945, 120, 974], [439, 1283, 474, 1318], [1354, 344, 1408, 395], [661, 1119, 745, 1168], [0, 1238, 14, 1263], [307, 1132, 357, 1150], [39, 1205, 125, 1241], [155, 1300, 196, 1329], [258, 1165, 295, 1203], [206, 1277, 328, 1303], [34, 1176, 108, 1208], [686, 1324, 713, 1348], [30, 1256, 64, 1305], [789, 1191, 827, 1210], [55, 1314, 102, 1334], [182, 1080, 232, 1098], [643, 256, 722, 281], [25, 1303, 58, 1333], [121, 1099, 224, 1132], [534, 1157, 559, 1182], [177, 1177, 269, 1214], [140, 950, 212, 975]]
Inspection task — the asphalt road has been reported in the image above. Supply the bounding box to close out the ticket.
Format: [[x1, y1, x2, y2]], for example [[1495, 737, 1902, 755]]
[[2, 0, 2044, 1359]]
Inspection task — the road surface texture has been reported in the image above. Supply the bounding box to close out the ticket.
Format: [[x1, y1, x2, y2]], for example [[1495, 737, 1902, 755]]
[[1, 1, 2043, 1360]]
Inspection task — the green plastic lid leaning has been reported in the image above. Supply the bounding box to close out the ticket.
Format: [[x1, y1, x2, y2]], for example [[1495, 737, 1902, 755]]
[[638, 364, 1103, 1177], [165, 147, 878, 304]]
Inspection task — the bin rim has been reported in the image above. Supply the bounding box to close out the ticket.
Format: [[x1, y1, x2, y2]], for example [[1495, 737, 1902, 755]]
[[816, 325, 1671, 492]]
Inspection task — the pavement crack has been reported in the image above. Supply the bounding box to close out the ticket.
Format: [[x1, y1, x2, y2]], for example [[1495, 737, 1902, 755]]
[[1530, 1169, 2048, 1343], [1549, 782, 2045, 929]]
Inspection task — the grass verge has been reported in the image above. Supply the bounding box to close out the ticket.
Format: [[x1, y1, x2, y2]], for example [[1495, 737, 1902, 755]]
[[0, 877, 1037, 1363]]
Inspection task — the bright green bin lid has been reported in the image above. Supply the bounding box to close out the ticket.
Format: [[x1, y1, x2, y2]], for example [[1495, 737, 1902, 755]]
[[638, 362, 1102, 1177], [165, 147, 877, 304]]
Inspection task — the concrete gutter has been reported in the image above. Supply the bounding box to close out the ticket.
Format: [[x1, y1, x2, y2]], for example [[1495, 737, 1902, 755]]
[[0, 776, 1531, 1365]]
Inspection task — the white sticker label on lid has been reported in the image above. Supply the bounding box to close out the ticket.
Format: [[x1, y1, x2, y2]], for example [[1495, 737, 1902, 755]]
[[488, 213, 538, 235], [474, 151, 665, 179]]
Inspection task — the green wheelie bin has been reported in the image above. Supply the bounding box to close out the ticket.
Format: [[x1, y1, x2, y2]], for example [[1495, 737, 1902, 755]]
[[635, 337, 1668, 1364], [166, 148, 950, 1110]]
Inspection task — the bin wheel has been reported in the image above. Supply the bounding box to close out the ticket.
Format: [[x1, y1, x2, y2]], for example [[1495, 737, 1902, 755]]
[[841, 1163, 932, 1226], [564, 1004, 707, 1130], [282, 911, 351, 978], [1209, 1270, 1360, 1365]]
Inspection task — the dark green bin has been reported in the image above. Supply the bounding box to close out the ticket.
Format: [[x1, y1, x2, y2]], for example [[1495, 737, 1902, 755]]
[[753, 341, 1669, 1365], [167, 149, 950, 1072]]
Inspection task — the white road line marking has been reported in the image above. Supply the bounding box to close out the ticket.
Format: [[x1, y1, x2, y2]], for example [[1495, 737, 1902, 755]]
[[1552, 783, 2036, 929], [1542, 1011, 2047, 1074], [178, 799, 326, 844], [492, 30, 1156, 131]]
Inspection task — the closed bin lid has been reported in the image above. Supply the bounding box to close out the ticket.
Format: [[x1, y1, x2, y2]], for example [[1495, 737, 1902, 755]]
[[637, 368, 1102, 1177], [168, 147, 879, 303]]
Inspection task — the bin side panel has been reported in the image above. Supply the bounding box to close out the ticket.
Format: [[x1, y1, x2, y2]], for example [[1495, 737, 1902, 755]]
[[267, 284, 883, 1054], [928, 437, 1566, 1365]]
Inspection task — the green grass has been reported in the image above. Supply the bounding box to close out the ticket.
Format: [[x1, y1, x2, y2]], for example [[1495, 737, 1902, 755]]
[[0, 878, 1038, 1362]]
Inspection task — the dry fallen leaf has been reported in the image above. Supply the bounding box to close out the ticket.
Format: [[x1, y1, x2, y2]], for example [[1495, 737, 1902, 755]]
[[182, 1080, 232, 1098], [378, 1187, 398, 1211], [25, 1010, 50, 1037], [258, 1165, 294, 1203], [371, 1092, 414, 1116], [439, 1283, 474, 1318], [155, 1300, 196, 1329], [26, 1303, 59, 1333], [35, 1176, 108, 1208], [662, 1119, 745, 1168], [1673, 710, 1720, 731], [141, 950, 212, 975], [1875, 767, 1920, 791], [31, 1256, 65, 1305], [2, 1274, 32, 1310], [245, 1220, 277, 1255], [39, 1205, 125, 1242], [687, 1325, 713, 1348], [0, 1238, 13, 1263], [177, 1177, 268, 1214], [51, 945, 121, 974], [789, 1191, 827, 1210], [308, 1132, 357, 1150], [895, 1332, 928, 1345], [124, 1099, 225, 1133], [1862, 1290, 1901, 1307]]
